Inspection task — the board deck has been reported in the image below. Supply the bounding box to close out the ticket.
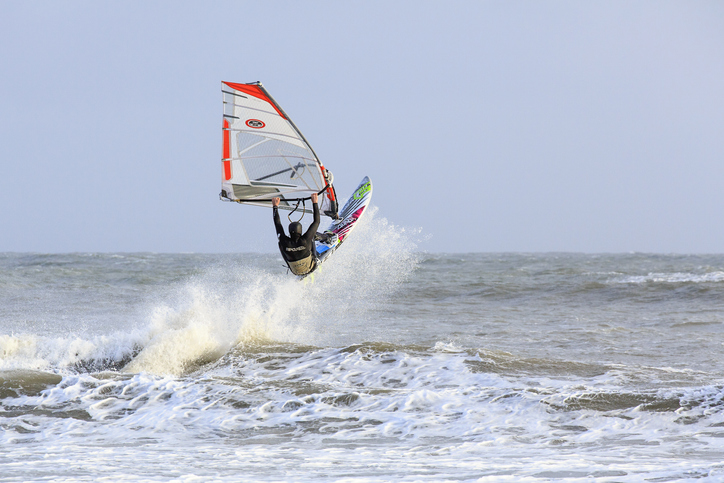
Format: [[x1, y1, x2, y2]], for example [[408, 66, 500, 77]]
[[307, 176, 373, 274]]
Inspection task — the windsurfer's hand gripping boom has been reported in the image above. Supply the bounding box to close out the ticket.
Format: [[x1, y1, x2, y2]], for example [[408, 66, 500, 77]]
[[272, 193, 318, 207]]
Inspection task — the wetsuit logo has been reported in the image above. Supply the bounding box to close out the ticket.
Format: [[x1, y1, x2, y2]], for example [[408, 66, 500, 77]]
[[246, 119, 265, 129], [353, 182, 371, 200]]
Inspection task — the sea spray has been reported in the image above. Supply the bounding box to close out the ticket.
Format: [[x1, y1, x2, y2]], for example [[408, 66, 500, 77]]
[[123, 209, 422, 375], [0, 331, 143, 372]]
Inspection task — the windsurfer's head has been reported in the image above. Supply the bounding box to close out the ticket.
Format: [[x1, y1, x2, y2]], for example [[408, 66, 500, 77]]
[[288, 222, 303, 240]]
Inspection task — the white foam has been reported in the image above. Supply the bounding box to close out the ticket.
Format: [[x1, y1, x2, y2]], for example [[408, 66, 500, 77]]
[[4, 346, 724, 481], [0, 331, 143, 372], [612, 271, 724, 284]]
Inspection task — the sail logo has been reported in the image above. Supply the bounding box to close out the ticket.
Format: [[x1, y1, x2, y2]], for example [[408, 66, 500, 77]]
[[353, 182, 371, 200], [246, 119, 265, 129]]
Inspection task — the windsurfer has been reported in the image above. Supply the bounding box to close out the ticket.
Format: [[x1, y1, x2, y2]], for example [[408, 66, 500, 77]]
[[272, 193, 321, 276]]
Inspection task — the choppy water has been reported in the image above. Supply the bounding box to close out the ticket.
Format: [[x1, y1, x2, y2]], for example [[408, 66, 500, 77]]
[[2, 212, 724, 481]]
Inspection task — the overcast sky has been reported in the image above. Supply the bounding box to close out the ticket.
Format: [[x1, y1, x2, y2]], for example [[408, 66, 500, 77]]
[[1, 1, 722, 253]]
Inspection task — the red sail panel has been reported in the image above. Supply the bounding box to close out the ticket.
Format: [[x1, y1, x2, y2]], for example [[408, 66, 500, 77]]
[[222, 82, 286, 119], [222, 119, 231, 180]]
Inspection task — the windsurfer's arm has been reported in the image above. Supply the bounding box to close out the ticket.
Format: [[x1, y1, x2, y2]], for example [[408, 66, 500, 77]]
[[309, 193, 320, 235], [272, 197, 284, 237]]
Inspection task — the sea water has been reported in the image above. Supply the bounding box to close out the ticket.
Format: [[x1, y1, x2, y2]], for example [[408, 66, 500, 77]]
[[1, 210, 724, 481]]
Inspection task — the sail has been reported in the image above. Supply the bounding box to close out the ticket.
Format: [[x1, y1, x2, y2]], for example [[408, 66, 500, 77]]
[[220, 81, 337, 216]]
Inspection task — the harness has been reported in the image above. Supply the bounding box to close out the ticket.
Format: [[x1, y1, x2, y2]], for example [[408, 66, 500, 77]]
[[285, 255, 316, 276]]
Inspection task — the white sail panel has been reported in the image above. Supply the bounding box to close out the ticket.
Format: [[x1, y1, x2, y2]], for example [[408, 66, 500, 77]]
[[220, 81, 336, 215]]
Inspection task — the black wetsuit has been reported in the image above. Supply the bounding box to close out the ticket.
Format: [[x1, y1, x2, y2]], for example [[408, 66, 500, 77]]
[[273, 202, 320, 275]]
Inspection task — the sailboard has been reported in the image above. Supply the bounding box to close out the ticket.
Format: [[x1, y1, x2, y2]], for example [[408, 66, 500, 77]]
[[312, 176, 373, 269], [220, 81, 338, 217]]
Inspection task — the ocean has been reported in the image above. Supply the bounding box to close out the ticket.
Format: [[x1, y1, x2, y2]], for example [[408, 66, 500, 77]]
[[1, 210, 723, 482]]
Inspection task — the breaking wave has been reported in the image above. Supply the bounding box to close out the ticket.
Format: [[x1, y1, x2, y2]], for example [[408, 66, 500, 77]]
[[611, 271, 724, 284], [1, 208, 421, 376]]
